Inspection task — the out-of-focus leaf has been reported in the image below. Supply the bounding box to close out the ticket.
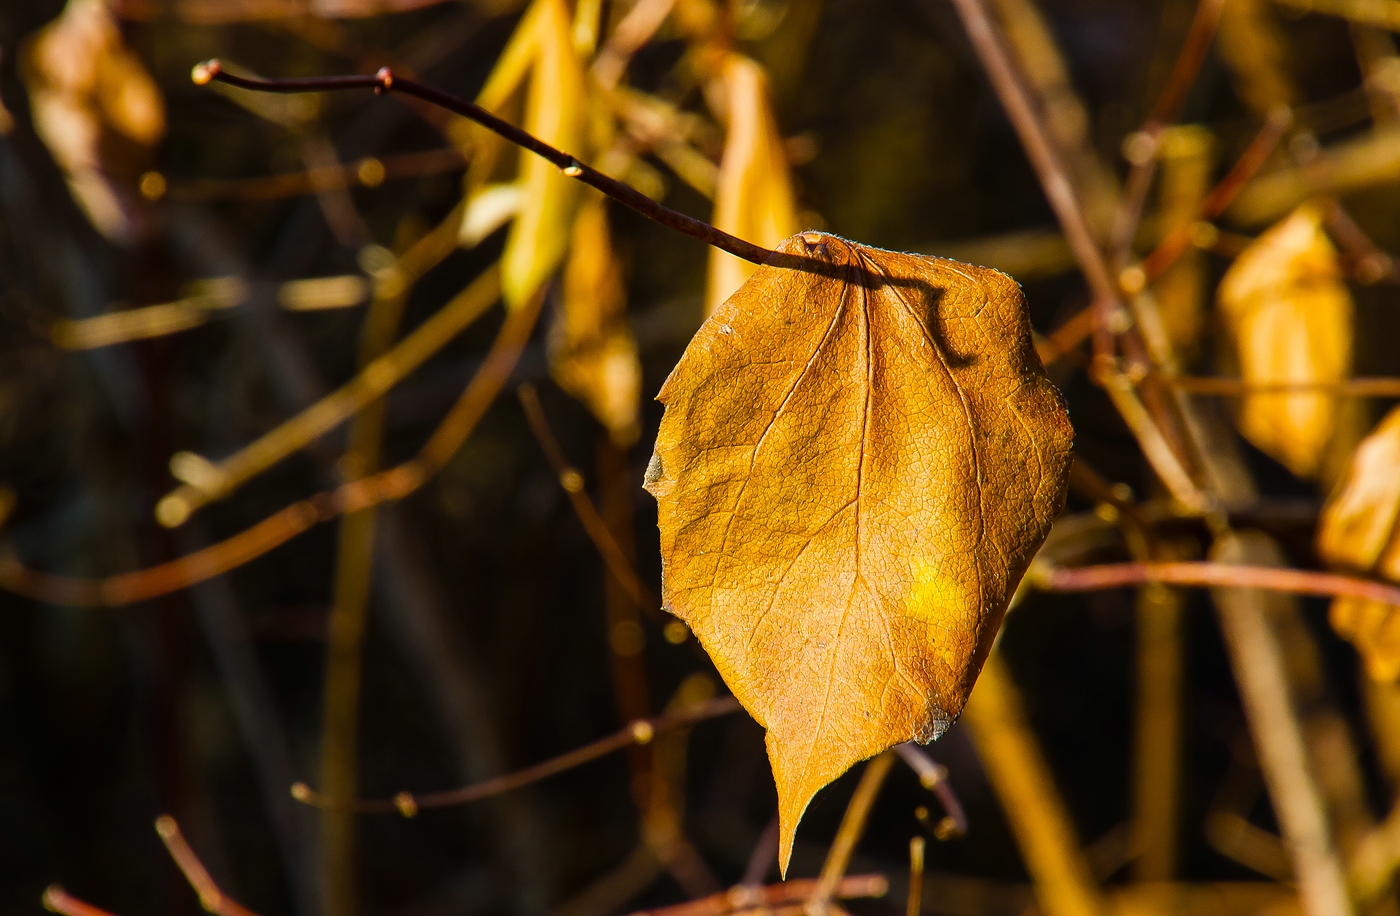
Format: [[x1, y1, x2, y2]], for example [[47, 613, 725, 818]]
[[1217, 202, 1353, 479], [23, 0, 164, 240], [1154, 125, 1215, 355], [473, 0, 586, 309], [459, 182, 522, 248], [704, 54, 800, 316], [645, 232, 1073, 872], [549, 196, 641, 445], [1216, 0, 1297, 118], [1318, 406, 1400, 679]]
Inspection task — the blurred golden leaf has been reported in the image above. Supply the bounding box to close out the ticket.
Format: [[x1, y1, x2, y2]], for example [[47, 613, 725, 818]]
[[645, 232, 1073, 873], [1217, 202, 1353, 479], [1319, 405, 1400, 679], [23, 0, 165, 240], [549, 196, 641, 444], [506, 0, 586, 308], [704, 54, 800, 316]]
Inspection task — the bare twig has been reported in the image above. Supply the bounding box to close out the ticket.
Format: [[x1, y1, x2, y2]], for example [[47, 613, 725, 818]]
[[41, 887, 122, 916], [0, 278, 543, 607], [907, 837, 926, 916], [1038, 559, 1400, 606], [155, 815, 263, 916], [516, 384, 661, 614], [625, 875, 887, 916], [808, 751, 898, 914], [193, 61, 775, 266], [290, 695, 740, 813], [895, 742, 969, 838], [167, 148, 466, 202]]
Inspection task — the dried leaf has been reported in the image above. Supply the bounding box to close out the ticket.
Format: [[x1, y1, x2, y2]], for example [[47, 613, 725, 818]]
[[1217, 202, 1353, 479], [502, 0, 587, 308], [23, 0, 164, 240], [704, 54, 800, 316], [1318, 405, 1400, 679], [549, 196, 642, 444], [645, 232, 1073, 872]]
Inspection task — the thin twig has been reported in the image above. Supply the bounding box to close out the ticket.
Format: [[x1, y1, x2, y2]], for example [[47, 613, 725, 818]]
[[517, 384, 662, 615], [808, 751, 897, 914], [290, 695, 740, 813], [907, 837, 926, 916], [193, 61, 774, 266], [1163, 375, 1400, 396], [41, 887, 121, 916], [0, 280, 544, 607], [1137, 106, 1292, 283], [945, 0, 1122, 363], [167, 148, 467, 202], [625, 875, 887, 916], [1038, 560, 1400, 606], [155, 815, 263, 916], [894, 743, 969, 838]]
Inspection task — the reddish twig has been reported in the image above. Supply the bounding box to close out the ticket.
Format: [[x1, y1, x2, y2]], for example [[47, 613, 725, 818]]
[[895, 742, 969, 839], [193, 61, 774, 266], [1137, 107, 1292, 283], [1039, 561, 1400, 606], [41, 887, 121, 916], [155, 816, 263, 916], [290, 696, 741, 814], [623, 875, 888, 916]]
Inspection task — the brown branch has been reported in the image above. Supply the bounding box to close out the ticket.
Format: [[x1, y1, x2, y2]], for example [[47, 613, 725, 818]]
[[517, 384, 662, 616], [193, 61, 774, 266], [154, 816, 263, 916], [41, 887, 121, 916], [290, 695, 741, 813], [895, 742, 969, 839], [0, 278, 543, 607], [1038, 560, 1400, 606], [809, 751, 897, 911], [946, 0, 1122, 363], [624, 876, 887, 916], [906, 838, 926, 916]]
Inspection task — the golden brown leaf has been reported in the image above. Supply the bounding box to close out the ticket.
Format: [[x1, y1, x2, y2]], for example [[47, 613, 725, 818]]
[[645, 232, 1073, 872], [549, 196, 642, 444], [704, 54, 800, 316], [23, 0, 165, 240], [1217, 202, 1353, 479], [1318, 405, 1400, 679]]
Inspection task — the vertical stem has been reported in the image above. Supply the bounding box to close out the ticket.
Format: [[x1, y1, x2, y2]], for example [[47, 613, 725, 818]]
[[1209, 532, 1355, 916], [1131, 582, 1185, 881], [808, 751, 897, 915], [961, 650, 1106, 916], [906, 837, 926, 916]]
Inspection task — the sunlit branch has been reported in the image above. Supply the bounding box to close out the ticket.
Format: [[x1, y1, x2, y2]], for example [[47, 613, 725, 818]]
[[155, 266, 499, 527], [0, 282, 543, 607], [906, 838, 926, 916], [516, 384, 662, 616], [155, 816, 263, 916], [290, 695, 741, 813], [1134, 107, 1292, 284], [808, 750, 897, 912], [193, 60, 774, 266], [1037, 560, 1400, 606]]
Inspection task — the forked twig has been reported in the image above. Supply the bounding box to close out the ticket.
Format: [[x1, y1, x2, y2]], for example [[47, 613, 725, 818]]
[[290, 696, 740, 814], [193, 61, 774, 266], [895, 742, 969, 838]]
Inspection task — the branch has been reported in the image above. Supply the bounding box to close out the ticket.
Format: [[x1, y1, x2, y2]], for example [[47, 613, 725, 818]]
[[192, 60, 774, 266], [1038, 560, 1400, 606], [624, 875, 887, 916], [155, 816, 263, 916], [41, 888, 121, 916], [809, 751, 897, 912], [290, 696, 741, 814]]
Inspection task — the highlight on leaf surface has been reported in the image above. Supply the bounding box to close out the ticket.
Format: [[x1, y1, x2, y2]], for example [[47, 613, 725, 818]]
[[645, 232, 1074, 873], [1319, 405, 1400, 680], [1217, 202, 1353, 479], [22, 0, 165, 241], [549, 195, 642, 445], [704, 54, 801, 316]]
